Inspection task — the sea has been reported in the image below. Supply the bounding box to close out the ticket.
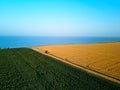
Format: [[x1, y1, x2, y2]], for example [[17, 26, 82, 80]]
[[0, 36, 120, 48]]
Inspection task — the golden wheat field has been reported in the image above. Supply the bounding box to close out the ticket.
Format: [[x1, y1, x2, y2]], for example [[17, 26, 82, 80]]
[[34, 42, 120, 81]]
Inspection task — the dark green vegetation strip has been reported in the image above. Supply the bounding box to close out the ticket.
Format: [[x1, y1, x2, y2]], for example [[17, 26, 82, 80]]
[[0, 48, 120, 90]]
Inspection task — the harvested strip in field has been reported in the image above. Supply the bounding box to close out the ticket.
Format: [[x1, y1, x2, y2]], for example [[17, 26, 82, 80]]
[[34, 42, 120, 81], [0, 48, 119, 89]]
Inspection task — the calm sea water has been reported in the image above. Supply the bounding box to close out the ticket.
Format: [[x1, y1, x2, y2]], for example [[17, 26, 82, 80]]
[[0, 36, 120, 48]]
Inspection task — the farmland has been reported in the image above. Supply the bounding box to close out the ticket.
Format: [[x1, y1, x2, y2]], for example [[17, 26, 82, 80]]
[[34, 42, 120, 82], [0, 48, 119, 90]]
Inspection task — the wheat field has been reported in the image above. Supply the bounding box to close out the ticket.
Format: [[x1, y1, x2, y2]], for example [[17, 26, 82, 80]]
[[34, 42, 120, 81]]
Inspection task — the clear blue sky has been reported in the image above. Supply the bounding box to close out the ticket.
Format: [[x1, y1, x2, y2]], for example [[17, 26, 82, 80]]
[[0, 0, 120, 36]]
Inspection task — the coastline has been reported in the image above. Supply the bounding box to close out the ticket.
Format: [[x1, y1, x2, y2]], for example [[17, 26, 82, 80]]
[[0, 36, 120, 48], [30, 41, 120, 48]]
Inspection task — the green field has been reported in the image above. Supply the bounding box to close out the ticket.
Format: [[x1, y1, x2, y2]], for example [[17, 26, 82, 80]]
[[0, 48, 119, 90]]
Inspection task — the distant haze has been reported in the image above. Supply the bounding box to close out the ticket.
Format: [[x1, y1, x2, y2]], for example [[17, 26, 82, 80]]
[[0, 0, 120, 37]]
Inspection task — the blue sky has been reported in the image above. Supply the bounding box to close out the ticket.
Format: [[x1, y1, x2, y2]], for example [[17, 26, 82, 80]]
[[0, 0, 120, 36]]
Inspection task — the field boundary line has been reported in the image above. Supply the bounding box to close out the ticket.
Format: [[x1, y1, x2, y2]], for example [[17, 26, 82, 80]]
[[31, 47, 120, 85]]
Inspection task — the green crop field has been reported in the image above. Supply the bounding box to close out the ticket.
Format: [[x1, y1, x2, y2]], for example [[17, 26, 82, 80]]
[[0, 48, 119, 90]]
